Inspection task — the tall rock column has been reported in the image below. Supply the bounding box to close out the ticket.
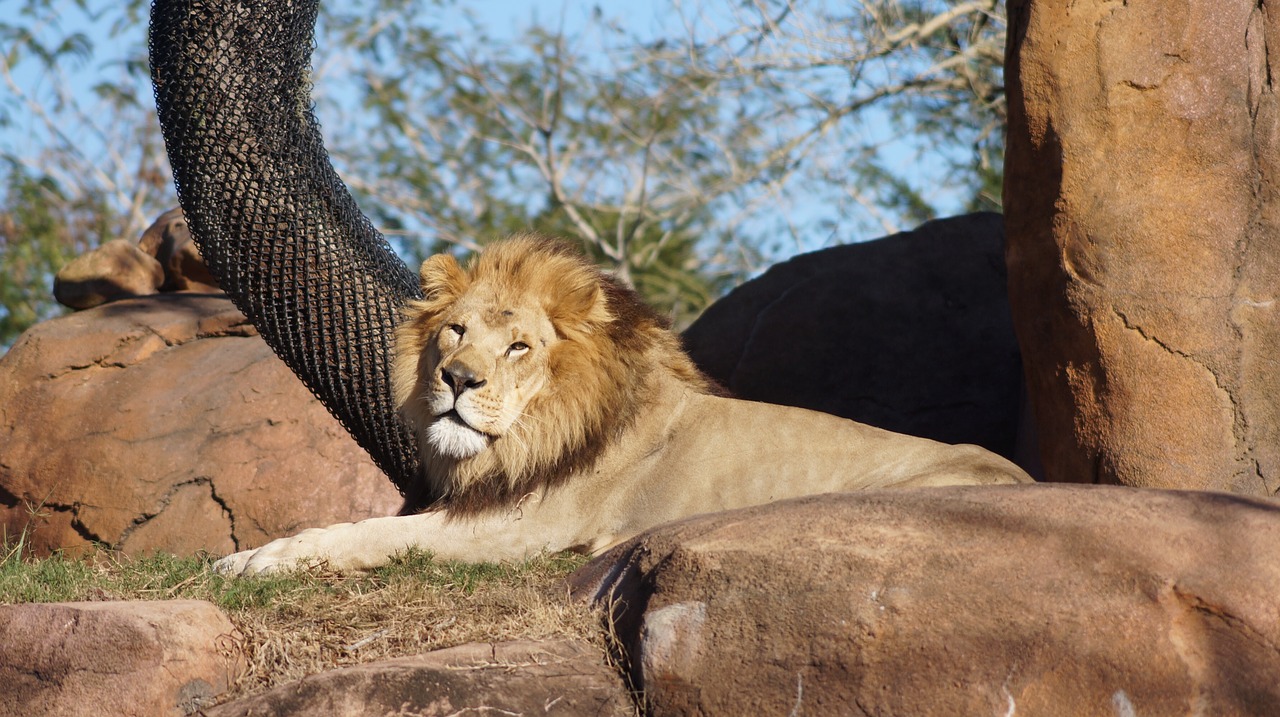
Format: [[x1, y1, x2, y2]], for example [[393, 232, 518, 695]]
[[1004, 1, 1280, 493]]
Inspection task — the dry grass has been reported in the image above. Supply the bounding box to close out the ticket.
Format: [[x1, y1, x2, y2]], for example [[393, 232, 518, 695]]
[[227, 552, 604, 695], [0, 541, 606, 701]]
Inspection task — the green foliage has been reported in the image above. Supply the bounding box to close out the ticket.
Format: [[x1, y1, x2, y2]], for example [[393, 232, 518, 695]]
[[0, 540, 210, 604], [329, 6, 743, 323], [1, 1, 170, 348], [0, 161, 113, 344], [1, 0, 1008, 337], [875, 0, 1007, 213]]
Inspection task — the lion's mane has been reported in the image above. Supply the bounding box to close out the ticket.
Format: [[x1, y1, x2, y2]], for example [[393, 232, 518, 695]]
[[393, 234, 720, 514]]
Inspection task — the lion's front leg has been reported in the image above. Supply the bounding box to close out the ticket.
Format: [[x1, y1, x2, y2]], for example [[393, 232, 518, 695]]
[[214, 497, 576, 576], [213, 521, 394, 575]]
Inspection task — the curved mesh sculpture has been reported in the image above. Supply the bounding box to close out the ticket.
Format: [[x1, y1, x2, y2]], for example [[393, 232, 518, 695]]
[[149, 0, 427, 506]]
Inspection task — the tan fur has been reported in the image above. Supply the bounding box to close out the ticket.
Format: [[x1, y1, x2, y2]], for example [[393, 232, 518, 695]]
[[216, 236, 1033, 574], [390, 234, 719, 513]]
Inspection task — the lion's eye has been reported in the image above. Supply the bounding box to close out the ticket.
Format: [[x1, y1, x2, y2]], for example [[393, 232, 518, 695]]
[[447, 324, 465, 337], [506, 341, 530, 357]]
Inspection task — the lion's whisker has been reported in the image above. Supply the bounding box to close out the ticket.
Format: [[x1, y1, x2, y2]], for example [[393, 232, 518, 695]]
[[504, 415, 532, 455]]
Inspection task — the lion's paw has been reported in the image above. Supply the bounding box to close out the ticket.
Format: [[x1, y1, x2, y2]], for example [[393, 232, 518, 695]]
[[212, 549, 257, 576], [212, 527, 344, 576]]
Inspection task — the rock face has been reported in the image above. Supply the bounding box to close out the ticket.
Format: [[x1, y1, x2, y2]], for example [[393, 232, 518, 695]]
[[574, 485, 1280, 716], [0, 600, 243, 717], [682, 213, 1029, 468], [204, 640, 632, 717], [54, 209, 218, 311], [53, 238, 166, 310], [137, 208, 218, 292], [1004, 2, 1280, 491], [0, 294, 403, 557]]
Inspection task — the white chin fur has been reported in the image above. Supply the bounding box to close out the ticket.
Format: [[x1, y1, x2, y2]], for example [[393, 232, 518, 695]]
[[427, 415, 490, 459]]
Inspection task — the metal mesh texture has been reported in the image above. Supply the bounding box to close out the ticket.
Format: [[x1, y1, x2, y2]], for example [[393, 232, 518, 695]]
[[149, 0, 426, 504]]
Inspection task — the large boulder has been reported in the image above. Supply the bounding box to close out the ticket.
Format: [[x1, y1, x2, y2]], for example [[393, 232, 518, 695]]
[[1004, 1, 1280, 491], [204, 639, 633, 717], [0, 600, 243, 717], [574, 485, 1280, 715], [682, 213, 1031, 469], [53, 239, 166, 310], [0, 293, 403, 557]]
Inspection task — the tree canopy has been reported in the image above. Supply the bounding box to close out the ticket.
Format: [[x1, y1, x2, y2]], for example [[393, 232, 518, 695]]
[[0, 0, 1005, 344]]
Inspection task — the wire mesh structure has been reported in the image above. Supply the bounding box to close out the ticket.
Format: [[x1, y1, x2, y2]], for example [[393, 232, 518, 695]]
[[149, 0, 427, 505]]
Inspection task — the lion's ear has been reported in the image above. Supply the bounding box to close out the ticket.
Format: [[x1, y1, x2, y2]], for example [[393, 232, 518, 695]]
[[418, 253, 469, 303], [549, 272, 613, 334]]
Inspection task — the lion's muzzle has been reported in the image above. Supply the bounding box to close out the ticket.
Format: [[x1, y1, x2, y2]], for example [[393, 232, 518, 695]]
[[442, 362, 487, 397]]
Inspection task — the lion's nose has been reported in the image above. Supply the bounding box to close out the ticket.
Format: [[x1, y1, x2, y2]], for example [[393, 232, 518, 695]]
[[441, 365, 486, 397]]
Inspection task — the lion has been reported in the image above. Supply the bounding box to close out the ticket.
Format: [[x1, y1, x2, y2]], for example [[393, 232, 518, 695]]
[[215, 234, 1031, 574]]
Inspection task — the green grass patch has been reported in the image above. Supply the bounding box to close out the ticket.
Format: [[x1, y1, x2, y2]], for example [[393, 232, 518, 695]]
[[0, 545, 319, 609], [1, 543, 587, 607]]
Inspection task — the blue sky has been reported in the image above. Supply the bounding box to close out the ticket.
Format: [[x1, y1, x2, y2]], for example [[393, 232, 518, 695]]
[[2, 1, 972, 262]]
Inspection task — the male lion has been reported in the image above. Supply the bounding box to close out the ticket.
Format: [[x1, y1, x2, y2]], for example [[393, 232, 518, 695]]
[[216, 234, 1031, 574]]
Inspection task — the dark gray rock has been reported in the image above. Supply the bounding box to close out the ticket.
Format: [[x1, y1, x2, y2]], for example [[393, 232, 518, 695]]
[[683, 213, 1028, 466]]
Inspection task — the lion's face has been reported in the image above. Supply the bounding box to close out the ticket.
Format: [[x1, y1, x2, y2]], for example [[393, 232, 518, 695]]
[[416, 284, 557, 460], [392, 233, 712, 512], [392, 235, 620, 507]]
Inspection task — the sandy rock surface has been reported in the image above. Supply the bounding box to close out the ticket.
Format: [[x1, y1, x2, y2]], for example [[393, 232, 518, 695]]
[[53, 238, 166, 310], [0, 293, 403, 557], [0, 600, 243, 717], [203, 639, 632, 717], [1005, 0, 1280, 492], [575, 484, 1280, 716]]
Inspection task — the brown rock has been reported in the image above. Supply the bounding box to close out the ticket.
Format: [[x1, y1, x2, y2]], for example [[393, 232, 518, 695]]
[[574, 485, 1280, 716], [53, 239, 165, 310], [0, 294, 404, 557], [203, 640, 633, 717], [137, 208, 219, 292], [682, 213, 1029, 468], [1004, 2, 1280, 492], [0, 600, 243, 717]]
